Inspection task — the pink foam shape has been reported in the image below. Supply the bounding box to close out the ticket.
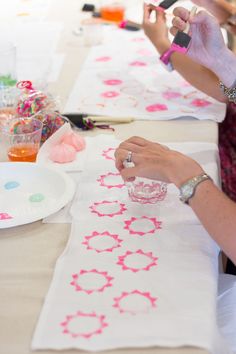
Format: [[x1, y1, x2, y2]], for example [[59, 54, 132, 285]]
[[146, 103, 168, 112], [113, 290, 157, 314], [89, 200, 127, 217], [60, 311, 108, 338], [82, 231, 123, 253], [0, 213, 13, 220], [124, 216, 162, 236], [70, 269, 113, 294], [103, 79, 123, 86], [97, 172, 125, 189], [117, 249, 158, 272], [102, 147, 116, 161], [101, 91, 120, 98]]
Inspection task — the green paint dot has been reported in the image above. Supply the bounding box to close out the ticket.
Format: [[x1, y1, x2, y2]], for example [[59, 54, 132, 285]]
[[29, 193, 45, 203]]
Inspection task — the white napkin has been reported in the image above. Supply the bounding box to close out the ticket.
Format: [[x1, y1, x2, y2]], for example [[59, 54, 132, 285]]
[[32, 135, 231, 353], [36, 123, 88, 172]]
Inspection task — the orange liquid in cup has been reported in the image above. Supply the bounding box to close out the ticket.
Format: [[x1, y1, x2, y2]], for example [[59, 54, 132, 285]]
[[8, 144, 38, 162], [100, 6, 125, 22]]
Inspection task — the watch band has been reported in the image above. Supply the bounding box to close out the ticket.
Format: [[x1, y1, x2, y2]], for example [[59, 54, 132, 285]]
[[179, 173, 212, 204]]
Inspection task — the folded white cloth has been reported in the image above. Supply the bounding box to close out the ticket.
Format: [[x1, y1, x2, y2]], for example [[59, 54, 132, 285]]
[[32, 135, 229, 353], [217, 274, 236, 354]]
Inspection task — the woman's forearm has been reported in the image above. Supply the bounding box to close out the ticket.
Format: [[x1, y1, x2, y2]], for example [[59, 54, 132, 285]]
[[171, 52, 227, 102], [188, 180, 236, 265]]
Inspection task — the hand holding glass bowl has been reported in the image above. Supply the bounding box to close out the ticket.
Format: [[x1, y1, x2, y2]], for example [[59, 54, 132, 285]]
[[123, 157, 167, 204], [1, 117, 43, 162]]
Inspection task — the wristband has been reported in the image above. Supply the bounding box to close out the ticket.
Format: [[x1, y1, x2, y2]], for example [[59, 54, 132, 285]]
[[159, 47, 174, 72]]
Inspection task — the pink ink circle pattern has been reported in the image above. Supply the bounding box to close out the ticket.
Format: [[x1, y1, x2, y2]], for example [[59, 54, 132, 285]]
[[190, 98, 211, 107], [113, 290, 157, 314], [129, 61, 147, 66], [97, 172, 125, 189], [146, 103, 168, 112], [90, 200, 127, 217], [82, 231, 123, 253], [103, 79, 123, 86], [117, 249, 158, 272], [102, 147, 116, 161], [101, 91, 120, 98], [162, 91, 182, 99], [124, 216, 162, 236], [60, 311, 108, 338], [95, 56, 111, 62], [70, 269, 113, 294]]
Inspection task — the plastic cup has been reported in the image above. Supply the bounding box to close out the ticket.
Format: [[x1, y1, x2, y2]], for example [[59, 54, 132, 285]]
[[1, 117, 43, 162]]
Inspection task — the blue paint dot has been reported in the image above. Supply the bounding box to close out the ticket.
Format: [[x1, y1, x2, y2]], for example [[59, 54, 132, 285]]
[[4, 181, 20, 190], [29, 193, 45, 203]]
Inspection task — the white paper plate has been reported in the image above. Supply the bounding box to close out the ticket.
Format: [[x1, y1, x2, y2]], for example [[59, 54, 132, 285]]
[[0, 162, 75, 228]]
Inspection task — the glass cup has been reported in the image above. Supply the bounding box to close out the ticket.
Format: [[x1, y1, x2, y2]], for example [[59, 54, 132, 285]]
[[1, 117, 43, 162], [0, 42, 17, 87], [126, 177, 168, 204], [83, 22, 103, 46]]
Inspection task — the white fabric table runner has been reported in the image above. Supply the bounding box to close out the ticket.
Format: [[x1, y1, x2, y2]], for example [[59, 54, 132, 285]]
[[32, 135, 231, 353]]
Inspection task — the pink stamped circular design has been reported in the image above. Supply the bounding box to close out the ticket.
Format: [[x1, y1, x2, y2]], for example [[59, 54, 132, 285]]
[[103, 79, 123, 86], [113, 290, 157, 314], [162, 90, 182, 99], [101, 91, 120, 98], [146, 103, 168, 112], [70, 269, 113, 294], [102, 147, 116, 161], [117, 249, 158, 272], [124, 216, 162, 236], [129, 61, 147, 67], [60, 311, 108, 339], [95, 56, 112, 62], [90, 200, 127, 217], [0, 213, 13, 220], [82, 231, 123, 253], [190, 98, 211, 107], [131, 37, 145, 42], [97, 172, 125, 189]]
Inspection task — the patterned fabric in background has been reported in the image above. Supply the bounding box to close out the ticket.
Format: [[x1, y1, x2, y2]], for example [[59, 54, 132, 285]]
[[219, 103, 236, 202]]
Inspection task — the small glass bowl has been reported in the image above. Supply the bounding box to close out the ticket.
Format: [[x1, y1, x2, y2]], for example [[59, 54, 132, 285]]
[[126, 177, 168, 204]]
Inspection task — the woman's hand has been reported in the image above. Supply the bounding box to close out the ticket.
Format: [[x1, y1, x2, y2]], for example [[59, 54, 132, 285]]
[[170, 8, 227, 70], [170, 7, 236, 87], [115, 136, 203, 188], [143, 3, 171, 55]]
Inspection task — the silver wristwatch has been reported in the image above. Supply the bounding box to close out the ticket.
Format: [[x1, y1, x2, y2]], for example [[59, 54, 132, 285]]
[[179, 173, 211, 204]]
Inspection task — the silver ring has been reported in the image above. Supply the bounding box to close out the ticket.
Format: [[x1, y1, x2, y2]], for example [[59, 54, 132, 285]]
[[126, 151, 132, 163]]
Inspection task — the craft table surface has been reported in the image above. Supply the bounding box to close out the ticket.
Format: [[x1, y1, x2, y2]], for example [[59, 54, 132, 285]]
[[0, 0, 220, 353]]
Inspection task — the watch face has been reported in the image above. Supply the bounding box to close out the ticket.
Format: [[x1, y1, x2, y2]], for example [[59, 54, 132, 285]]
[[180, 183, 193, 202], [182, 184, 193, 196]]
